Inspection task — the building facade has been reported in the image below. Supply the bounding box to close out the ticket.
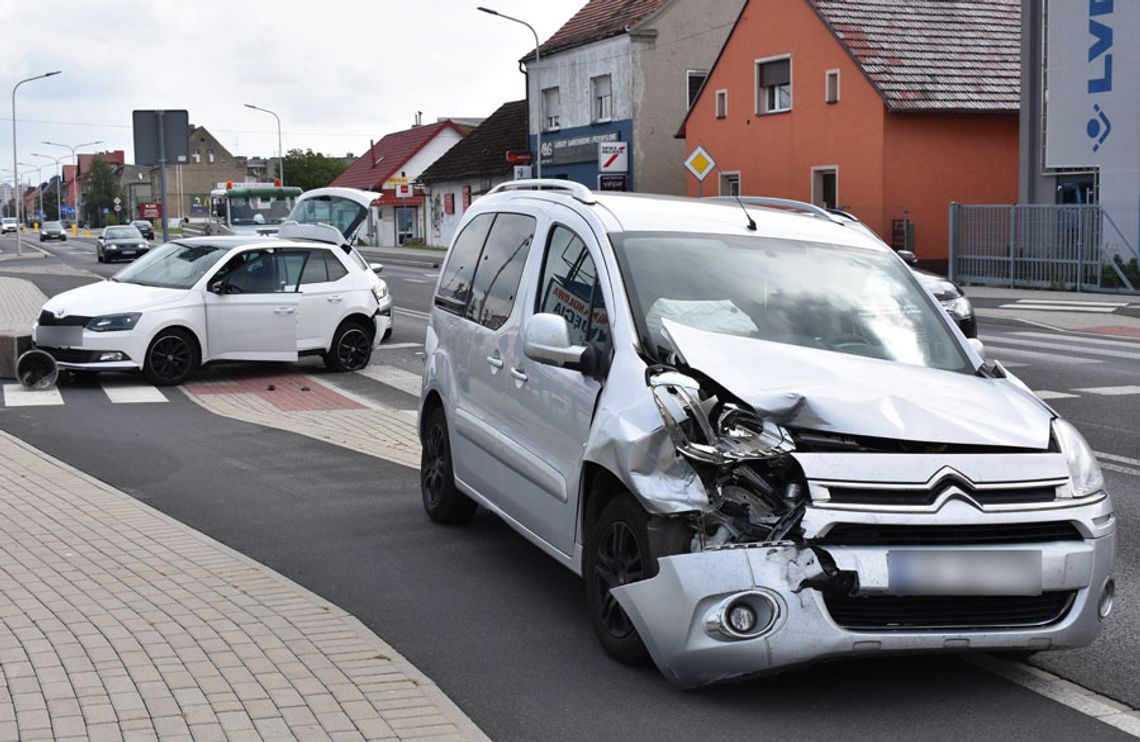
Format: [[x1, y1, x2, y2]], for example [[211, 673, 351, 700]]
[[149, 127, 245, 224], [680, 0, 1020, 269], [525, 0, 742, 195]]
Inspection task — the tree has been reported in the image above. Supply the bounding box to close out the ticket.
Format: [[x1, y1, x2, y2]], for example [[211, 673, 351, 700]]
[[42, 190, 60, 222], [281, 148, 348, 192], [82, 156, 122, 227]]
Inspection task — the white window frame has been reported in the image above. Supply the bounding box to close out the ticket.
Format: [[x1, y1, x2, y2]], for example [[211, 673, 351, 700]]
[[715, 89, 728, 119], [591, 75, 613, 123], [755, 54, 793, 114], [810, 165, 839, 210], [719, 170, 741, 197], [825, 68, 840, 104], [686, 69, 708, 110], [542, 87, 561, 131]]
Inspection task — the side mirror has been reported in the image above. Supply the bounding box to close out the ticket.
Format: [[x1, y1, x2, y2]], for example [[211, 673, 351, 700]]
[[897, 249, 918, 266], [370, 262, 384, 274], [967, 337, 985, 359], [208, 279, 225, 294], [524, 313, 588, 371]]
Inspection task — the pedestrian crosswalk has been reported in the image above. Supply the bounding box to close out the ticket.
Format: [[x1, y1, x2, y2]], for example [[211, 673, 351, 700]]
[[998, 298, 1131, 313], [1, 381, 171, 407], [980, 329, 1140, 401]]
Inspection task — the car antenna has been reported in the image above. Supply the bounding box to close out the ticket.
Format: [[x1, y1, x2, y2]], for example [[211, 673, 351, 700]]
[[734, 192, 757, 231]]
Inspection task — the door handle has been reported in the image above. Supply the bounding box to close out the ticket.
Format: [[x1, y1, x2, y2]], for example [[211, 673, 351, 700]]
[[327, 295, 343, 303], [274, 306, 296, 314], [486, 355, 504, 369], [509, 367, 528, 383]]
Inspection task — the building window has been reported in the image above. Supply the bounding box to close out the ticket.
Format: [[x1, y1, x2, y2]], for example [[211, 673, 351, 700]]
[[542, 87, 561, 131], [826, 69, 840, 104], [715, 89, 728, 119], [757, 56, 792, 113], [719, 172, 740, 197], [591, 75, 612, 122], [811, 166, 838, 210], [192, 148, 201, 164], [686, 70, 708, 110], [207, 148, 215, 164]]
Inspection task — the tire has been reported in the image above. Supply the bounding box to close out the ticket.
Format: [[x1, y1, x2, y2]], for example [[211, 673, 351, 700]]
[[420, 406, 477, 524], [584, 494, 686, 666], [142, 328, 198, 386], [324, 320, 373, 372], [96, 247, 104, 263]]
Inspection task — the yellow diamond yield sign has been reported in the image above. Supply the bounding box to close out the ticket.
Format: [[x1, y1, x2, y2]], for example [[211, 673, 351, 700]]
[[684, 146, 716, 181]]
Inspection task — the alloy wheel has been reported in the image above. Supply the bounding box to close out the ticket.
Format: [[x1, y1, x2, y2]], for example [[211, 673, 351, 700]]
[[149, 335, 192, 383], [592, 521, 645, 638], [336, 327, 370, 370], [422, 423, 447, 509]]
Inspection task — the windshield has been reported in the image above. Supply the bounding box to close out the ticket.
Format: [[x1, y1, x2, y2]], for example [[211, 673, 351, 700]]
[[113, 242, 229, 289], [44, 222, 62, 229], [611, 232, 970, 373], [105, 226, 142, 239], [228, 195, 296, 226], [287, 195, 368, 239]]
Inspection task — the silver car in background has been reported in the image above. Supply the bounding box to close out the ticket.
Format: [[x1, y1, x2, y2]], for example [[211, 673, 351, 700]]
[[418, 182, 1115, 687]]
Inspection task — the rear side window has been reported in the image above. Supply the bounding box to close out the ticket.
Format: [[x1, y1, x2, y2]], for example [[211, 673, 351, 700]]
[[277, 251, 308, 292], [466, 213, 536, 330], [325, 253, 349, 281], [437, 213, 494, 313], [299, 250, 328, 284]]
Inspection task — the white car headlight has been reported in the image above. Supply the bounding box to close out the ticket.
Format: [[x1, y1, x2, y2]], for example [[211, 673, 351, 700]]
[[1052, 418, 1104, 497], [941, 295, 973, 320], [372, 282, 389, 303], [86, 313, 142, 332]]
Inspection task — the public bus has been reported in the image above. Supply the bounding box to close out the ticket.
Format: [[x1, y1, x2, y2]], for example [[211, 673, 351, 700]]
[[208, 182, 303, 236]]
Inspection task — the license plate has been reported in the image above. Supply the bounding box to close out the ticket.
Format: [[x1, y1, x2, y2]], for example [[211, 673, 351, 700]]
[[888, 550, 1042, 596], [122, 250, 136, 256], [35, 326, 83, 347]]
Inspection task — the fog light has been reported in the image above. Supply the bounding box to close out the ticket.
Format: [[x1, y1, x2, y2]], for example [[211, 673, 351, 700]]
[[728, 603, 757, 634], [1099, 577, 1116, 619], [98, 351, 124, 362]]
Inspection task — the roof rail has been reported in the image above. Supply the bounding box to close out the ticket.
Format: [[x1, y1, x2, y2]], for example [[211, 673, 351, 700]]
[[277, 221, 348, 245], [488, 179, 595, 203], [703, 196, 840, 223]]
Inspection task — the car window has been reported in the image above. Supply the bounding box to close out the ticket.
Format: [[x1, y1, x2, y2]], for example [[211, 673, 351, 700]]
[[437, 213, 494, 314], [536, 225, 609, 353], [325, 252, 348, 282], [277, 251, 308, 292], [214, 249, 282, 294], [299, 249, 328, 284], [466, 213, 536, 331]]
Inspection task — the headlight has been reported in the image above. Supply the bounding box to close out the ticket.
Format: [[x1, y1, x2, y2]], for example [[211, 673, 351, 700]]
[[1052, 418, 1104, 497], [941, 296, 973, 320], [372, 282, 389, 303], [86, 313, 142, 332], [138, 243, 147, 248]]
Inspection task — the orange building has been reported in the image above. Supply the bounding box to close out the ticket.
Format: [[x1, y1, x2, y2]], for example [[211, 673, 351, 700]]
[[678, 0, 1020, 271]]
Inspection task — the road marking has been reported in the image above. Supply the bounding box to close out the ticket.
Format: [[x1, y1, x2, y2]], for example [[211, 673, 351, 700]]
[[1013, 331, 1140, 350], [375, 342, 422, 350], [1096, 451, 1140, 467], [100, 380, 168, 404], [999, 304, 1117, 313], [357, 365, 423, 397], [980, 335, 1140, 362], [1074, 386, 1140, 396], [400, 278, 431, 284], [1012, 299, 1129, 307], [1, 384, 64, 406], [977, 346, 1101, 365], [1033, 390, 1079, 400], [396, 307, 430, 321]]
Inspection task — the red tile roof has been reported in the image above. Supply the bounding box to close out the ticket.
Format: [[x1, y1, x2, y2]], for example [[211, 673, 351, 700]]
[[331, 121, 467, 190], [526, 0, 670, 59], [418, 100, 528, 183], [810, 0, 1020, 112]]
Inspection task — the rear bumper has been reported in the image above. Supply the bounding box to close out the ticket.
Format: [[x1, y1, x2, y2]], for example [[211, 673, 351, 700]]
[[613, 498, 1115, 687]]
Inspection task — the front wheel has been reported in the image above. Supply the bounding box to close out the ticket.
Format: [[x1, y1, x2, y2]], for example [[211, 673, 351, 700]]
[[420, 407, 477, 524], [142, 328, 198, 386], [324, 321, 373, 372]]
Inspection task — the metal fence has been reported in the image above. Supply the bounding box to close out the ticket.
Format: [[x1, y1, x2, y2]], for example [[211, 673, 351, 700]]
[[949, 203, 1140, 293]]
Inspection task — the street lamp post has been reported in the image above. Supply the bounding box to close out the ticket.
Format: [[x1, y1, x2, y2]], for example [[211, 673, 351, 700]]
[[12, 70, 62, 256], [477, 7, 542, 179], [31, 153, 66, 221], [244, 104, 284, 186], [18, 162, 48, 226], [44, 139, 102, 230]]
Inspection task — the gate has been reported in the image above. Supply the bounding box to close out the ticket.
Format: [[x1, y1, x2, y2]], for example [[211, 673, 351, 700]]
[[949, 203, 1138, 292]]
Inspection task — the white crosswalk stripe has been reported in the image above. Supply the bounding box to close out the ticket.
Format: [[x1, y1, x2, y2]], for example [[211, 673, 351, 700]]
[[2, 384, 64, 406], [1, 381, 170, 407], [99, 380, 169, 404], [980, 334, 1140, 362]]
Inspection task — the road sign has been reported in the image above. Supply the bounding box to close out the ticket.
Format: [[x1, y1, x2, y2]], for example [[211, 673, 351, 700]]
[[598, 174, 628, 191], [395, 184, 414, 199], [513, 165, 533, 180], [684, 146, 716, 181], [113, 196, 122, 205], [599, 142, 628, 173], [114, 204, 121, 213], [506, 150, 533, 164]]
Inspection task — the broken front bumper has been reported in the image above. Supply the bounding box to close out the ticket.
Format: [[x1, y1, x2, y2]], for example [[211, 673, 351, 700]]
[[612, 497, 1115, 688]]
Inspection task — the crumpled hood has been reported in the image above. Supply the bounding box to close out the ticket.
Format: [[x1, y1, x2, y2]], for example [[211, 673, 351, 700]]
[[662, 320, 1052, 450], [40, 280, 190, 317]]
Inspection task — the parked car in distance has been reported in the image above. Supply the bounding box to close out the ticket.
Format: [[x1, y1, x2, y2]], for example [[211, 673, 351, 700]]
[[897, 250, 977, 337], [418, 181, 1115, 688], [97, 225, 149, 263], [131, 220, 155, 240], [34, 224, 393, 385], [39, 220, 68, 242], [2, 217, 17, 234]]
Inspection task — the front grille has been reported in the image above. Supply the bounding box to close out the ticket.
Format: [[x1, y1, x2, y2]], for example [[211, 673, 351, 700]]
[[827, 484, 1058, 506], [824, 591, 1076, 630], [816, 522, 1083, 546], [38, 310, 91, 327], [40, 347, 101, 363]]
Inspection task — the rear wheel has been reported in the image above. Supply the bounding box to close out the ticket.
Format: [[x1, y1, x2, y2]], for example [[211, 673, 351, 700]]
[[142, 328, 198, 386], [324, 320, 373, 372], [420, 406, 477, 524]]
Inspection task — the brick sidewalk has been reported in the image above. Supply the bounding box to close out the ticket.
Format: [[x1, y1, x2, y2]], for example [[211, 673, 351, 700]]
[[0, 277, 46, 334], [0, 431, 488, 742]]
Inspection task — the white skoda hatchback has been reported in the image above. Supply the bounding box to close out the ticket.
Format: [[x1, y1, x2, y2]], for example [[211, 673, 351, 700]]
[[34, 224, 392, 385]]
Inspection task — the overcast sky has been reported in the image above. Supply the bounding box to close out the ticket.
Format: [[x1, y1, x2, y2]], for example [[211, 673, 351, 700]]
[[1, 0, 580, 185]]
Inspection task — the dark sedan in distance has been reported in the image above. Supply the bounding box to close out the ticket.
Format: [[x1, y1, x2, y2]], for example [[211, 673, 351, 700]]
[[39, 221, 67, 242], [131, 219, 155, 240], [97, 225, 149, 263]]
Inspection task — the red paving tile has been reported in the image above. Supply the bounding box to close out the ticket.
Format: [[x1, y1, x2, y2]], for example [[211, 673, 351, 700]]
[[1079, 325, 1140, 338], [185, 373, 365, 411]]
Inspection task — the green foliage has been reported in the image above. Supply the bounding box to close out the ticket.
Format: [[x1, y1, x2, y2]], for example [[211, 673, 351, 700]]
[[82, 156, 122, 227], [282, 148, 347, 192]]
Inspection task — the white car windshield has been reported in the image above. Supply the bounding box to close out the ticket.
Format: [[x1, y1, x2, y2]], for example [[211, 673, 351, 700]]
[[113, 243, 229, 289], [611, 232, 970, 373]]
